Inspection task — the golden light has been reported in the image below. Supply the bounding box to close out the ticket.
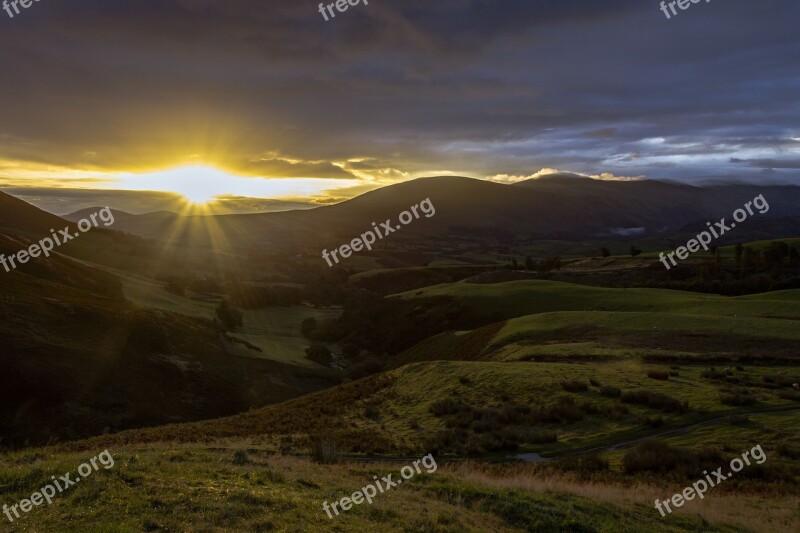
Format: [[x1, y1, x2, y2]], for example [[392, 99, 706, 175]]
[[113, 165, 240, 205], [107, 164, 360, 206]]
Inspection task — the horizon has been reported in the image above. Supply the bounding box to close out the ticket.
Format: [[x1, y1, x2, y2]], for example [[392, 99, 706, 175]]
[[8, 172, 800, 217]]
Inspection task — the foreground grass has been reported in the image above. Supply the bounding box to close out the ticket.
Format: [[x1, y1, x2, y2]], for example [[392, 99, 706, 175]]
[[1, 447, 794, 532]]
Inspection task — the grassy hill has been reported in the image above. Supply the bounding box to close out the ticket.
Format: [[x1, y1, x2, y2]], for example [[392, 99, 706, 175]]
[[16, 358, 795, 531], [0, 237, 338, 447], [395, 280, 800, 321]]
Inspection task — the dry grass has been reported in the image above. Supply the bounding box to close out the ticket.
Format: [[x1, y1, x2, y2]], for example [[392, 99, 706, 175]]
[[445, 463, 800, 533]]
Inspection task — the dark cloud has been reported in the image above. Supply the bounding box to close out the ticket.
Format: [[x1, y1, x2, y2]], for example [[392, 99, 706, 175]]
[[0, 0, 798, 209]]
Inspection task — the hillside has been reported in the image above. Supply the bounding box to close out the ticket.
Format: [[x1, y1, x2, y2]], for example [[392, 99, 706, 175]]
[[0, 192, 340, 447], [53, 177, 800, 249]]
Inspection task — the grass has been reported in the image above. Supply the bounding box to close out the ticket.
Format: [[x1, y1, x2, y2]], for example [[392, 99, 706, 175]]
[[93, 263, 341, 368], [0, 447, 792, 532], [229, 307, 341, 368], [395, 280, 800, 321]]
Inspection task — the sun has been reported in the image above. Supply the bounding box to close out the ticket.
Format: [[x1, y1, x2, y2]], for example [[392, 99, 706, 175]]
[[112, 165, 245, 205], [107, 163, 362, 207]]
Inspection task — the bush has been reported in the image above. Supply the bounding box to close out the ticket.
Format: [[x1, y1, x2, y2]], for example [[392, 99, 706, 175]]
[[620, 390, 688, 413], [589, 378, 601, 387], [430, 398, 473, 417], [599, 385, 621, 398], [720, 393, 756, 406], [777, 390, 800, 401], [346, 359, 385, 380], [641, 415, 664, 428], [310, 435, 339, 464], [728, 414, 750, 425], [562, 380, 589, 392], [305, 343, 333, 366], [300, 317, 317, 338], [555, 453, 609, 476], [216, 299, 243, 330], [232, 450, 249, 465], [536, 397, 584, 424], [776, 442, 800, 460], [623, 441, 685, 474], [647, 371, 669, 381], [528, 430, 558, 444]]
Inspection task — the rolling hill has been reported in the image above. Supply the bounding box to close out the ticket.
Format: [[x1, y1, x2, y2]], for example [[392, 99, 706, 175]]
[[55, 176, 800, 250]]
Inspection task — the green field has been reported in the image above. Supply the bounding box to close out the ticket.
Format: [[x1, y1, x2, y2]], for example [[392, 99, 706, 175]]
[[84, 263, 341, 368], [395, 280, 800, 320], [229, 306, 341, 368]]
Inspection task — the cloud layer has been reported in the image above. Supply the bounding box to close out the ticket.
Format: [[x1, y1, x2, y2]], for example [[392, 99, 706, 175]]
[[0, 0, 798, 212]]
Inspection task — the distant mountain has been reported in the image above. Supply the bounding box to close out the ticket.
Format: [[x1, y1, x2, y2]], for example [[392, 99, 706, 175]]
[[68, 176, 800, 248], [63, 208, 181, 237]]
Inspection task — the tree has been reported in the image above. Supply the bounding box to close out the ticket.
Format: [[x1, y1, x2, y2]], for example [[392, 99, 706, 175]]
[[216, 299, 243, 330], [790, 247, 800, 267], [741, 247, 761, 270], [301, 317, 318, 338], [511, 258, 518, 269], [305, 343, 333, 366], [734, 243, 744, 266], [525, 256, 535, 270], [629, 246, 642, 258], [600, 247, 611, 258]]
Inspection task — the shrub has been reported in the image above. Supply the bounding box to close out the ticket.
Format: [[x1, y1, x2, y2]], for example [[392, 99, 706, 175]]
[[555, 453, 609, 476], [620, 390, 688, 413], [305, 343, 333, 366], [430, 398, 473, 417], [232, 450, 249, 465], [720, 393, 756, 406], [589, 378, 601, 387], [728, 414, 750, 425], [536, 397, 584, 424], [623, 441, 685, 474], [647, 371, 669, 381], [363, 405, 381, 420], [777, 390, 800, 401], [300, 317, 318, 338], [562, 380, 589, 392], [528, 430, 558, 444], [310, 435, 339, 464], [600, 385, 621, 398], [467, 428, 523, 453], [641, 415, 665, 428], [346, 359, 385, 380], [776, 442, 800, 460], [216, 299, 243, 330], [702, 370, 726, 380]]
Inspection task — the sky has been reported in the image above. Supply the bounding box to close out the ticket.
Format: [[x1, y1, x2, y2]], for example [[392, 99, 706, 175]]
[[0, 0, 798, 214]]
